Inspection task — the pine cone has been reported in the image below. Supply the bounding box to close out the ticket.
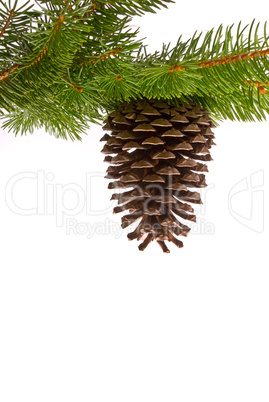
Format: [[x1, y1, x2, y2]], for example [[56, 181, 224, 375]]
[[101, 98, 216, 253]]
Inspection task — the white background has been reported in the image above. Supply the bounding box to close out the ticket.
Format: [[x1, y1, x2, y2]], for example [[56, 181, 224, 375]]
[[0, 1, 269, 401]]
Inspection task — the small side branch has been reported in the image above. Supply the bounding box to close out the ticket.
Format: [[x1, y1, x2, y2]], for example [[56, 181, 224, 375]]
[[243, 79, 269, 94], [198, 47, 269, 68], [62, 75, 83, 92], [63, 0, 73, 13], [167, 65, 185, 73], [81, 47, 122, 66], [0, 9, 14, 39], [26, 15, 64, 69], [26, 46, 48, 69], [0, 64, 19, 81]]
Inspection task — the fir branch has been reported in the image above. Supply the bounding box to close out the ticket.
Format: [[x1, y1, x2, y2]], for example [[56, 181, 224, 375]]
[[1, 2, 269, 139], [62, 0, 73, 13], [84, 46, 123, 65], [0, 63, 19, 81], [133, 19, 269, 122], [62, 74, 83, 92], [198, 47, 269, 68], [25, 44, 49, 69], [93, 0, 174, 16], [0, 8, 14, 38]]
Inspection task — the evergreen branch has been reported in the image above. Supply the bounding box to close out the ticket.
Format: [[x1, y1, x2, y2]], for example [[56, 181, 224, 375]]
[[37, 0, 174, 17], [62, 74, 83, 92], [0, 0, 41, 65], [25, 44, 49, 69], [198, 47, 269, 68], [0, 8, 14, 39], [166, 46, 269, 94], [62, 0, 92, 23], [62, 0, 73, 12], [88, 0, 105, 15], [95, 0, 174, 16], [0, 63, 19, 81], [11, 4, 94, 81], [244, 79, 269, 94], [133, 19, 269, 122], [1, 3, 269, 139], [83, 46, 123, 65], [24, 13, 66, 69]]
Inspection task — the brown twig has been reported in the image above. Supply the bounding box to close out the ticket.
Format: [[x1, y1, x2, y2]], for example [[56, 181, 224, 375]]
[[62, 75, 83, 92], [198, 48, 269, 68], [0, 9, 14, 39], [0, 64, 19, 81], [82, 47, 122, 66]]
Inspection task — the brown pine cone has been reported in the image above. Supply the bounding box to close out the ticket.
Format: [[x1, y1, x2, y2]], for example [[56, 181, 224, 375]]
[[101, 98, 216, 253]]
